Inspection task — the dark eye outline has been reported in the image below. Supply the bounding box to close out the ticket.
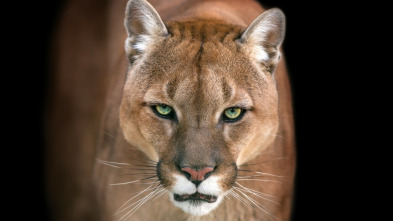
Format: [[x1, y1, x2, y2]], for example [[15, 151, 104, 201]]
[[152, 104, 176, 120], [223, 107, 246, 123]]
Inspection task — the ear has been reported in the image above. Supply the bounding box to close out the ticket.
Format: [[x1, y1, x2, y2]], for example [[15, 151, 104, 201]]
[[239, 8, 285, 73], [124, 0, 168, 63]]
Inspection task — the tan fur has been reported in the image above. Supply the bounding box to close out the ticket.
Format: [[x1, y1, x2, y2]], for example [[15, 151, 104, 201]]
[[46, 0, 295, 220]]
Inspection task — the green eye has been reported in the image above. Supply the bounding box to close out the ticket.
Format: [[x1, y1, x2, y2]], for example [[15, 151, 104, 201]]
[[153, 104, 174, 118], [223, 107, 244, 122]]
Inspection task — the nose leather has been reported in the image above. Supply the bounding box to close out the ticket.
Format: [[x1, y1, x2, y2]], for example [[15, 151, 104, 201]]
[[181, 167, 214, 181]]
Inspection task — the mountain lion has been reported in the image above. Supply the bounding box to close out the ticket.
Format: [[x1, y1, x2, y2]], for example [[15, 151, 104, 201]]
[[46, 0, 296, 220]]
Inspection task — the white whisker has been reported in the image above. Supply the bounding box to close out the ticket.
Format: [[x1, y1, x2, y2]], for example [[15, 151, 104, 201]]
[[233, 188, 280, 220], [115, 183, 160, 215], [96, 159, 131, 168], [235, 182, 276, 198], [151, 189, 167, 202], [233, 186, 280, 206], [119, 186, 164, 221], [96, 160, 122, 168], [239, 157, 288, 167], [227, 190, 254, 209], [110, 176, 158, 186], [239, 171, 284, 178], [130, 181, 160, 185], [237, 179, 282, 184], [103, 131, 116, 139]]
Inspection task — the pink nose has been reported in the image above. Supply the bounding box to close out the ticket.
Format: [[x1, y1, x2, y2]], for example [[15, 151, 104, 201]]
[[181, 167, 214, 181]]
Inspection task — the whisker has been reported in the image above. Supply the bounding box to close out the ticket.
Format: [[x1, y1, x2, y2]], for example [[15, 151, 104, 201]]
[[115, 182, 160, 215], [114, 183, 161, 215], [125, 188, 164, 219], [103, 131, 116, 140], [123, 168, 156, 171], [119, 186, 164, 221], [237, 170, 284, 178], [118, 192, 156, 220], [125, 158, 157, 166], [130, 182, 160, 185], [236, 179, 282, 184], [96, 159, 131, 165], [235, 182, 276, 198], [121, 168, 157, 175], [227, 190, 254, 209], [97, 161, 121, 169], [144, 159, 158, 164], [96, 159, 131, 168], [233, 188, 280, 220], [124, 185, 161, 198], [135, 161, 157, 166], [117, 165, 157, 170], [233, 186, 280, 205], [123, 173, 157, 176], [151, 189, 167, 202], [131, 165, 157, 168], [110, 176, 158, 186], [239, 157, 288, 167], [237, 175, 277, 178]]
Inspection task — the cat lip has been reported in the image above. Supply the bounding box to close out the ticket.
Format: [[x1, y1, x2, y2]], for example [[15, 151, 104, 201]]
[[174, 192, 218, 203]]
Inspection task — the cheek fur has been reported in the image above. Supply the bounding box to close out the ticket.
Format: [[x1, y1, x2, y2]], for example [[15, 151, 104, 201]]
[[138, 108, 172, 152], [223, 120, 255, 155]]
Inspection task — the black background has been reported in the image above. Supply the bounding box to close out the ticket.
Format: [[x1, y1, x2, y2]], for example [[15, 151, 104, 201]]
[[6, 0, 376, 220]]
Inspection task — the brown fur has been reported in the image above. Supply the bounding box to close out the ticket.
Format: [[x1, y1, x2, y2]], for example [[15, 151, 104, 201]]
[[46, 0, 296, 220]]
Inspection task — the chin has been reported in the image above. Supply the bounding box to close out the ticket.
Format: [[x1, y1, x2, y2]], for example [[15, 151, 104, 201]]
[[169, 193, 224, 216], [168, 174, 226, 216]]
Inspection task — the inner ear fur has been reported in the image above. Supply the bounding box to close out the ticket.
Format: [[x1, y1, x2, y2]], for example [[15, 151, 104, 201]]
[[239, 8, 286, 73], [124, 0, 168, 63]]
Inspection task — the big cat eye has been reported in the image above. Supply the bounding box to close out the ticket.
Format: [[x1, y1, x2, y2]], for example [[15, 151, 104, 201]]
[[223, 107, 245, 122], [152, 104, 175, 119]]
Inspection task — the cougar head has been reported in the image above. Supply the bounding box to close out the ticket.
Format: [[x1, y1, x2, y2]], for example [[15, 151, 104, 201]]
[[119, 0, 285, 216]]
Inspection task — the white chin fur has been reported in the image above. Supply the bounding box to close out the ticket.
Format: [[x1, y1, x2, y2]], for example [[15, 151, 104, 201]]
[[170, 175, 224, 216], [169, 194, 223, 216]]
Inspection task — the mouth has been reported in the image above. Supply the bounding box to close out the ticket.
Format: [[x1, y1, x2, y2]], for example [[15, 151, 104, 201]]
[[174, 192, 218, 203]]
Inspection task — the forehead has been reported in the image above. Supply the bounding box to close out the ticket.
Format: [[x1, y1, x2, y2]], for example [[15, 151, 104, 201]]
[[159, 20, 245, 71], [144, 20, 266, 86], [164, 68, 234, 107], [138, 20, 268, 109]]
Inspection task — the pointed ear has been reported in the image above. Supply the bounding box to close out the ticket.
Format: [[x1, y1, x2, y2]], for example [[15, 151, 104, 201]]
[[124, 0, 168, 63], [239, 8, 285, 73]]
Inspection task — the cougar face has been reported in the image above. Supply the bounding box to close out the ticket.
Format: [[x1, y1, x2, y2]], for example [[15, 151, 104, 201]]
[[119, 0, 284, 216]]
